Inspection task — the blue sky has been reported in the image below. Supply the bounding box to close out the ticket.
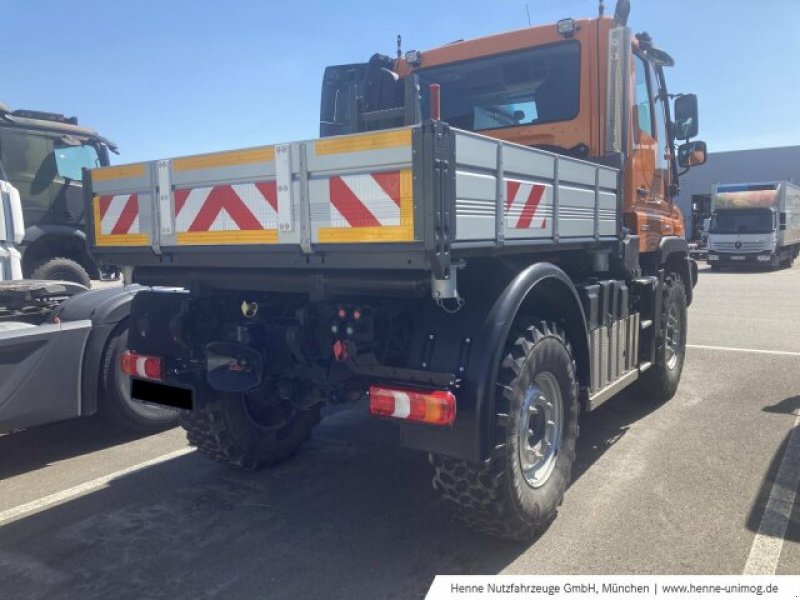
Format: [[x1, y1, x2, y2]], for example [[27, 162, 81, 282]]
[[5, 1, 798, 162]]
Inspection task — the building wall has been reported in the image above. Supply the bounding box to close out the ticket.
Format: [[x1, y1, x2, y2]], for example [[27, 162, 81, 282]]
[[675, 145, 800, 236]]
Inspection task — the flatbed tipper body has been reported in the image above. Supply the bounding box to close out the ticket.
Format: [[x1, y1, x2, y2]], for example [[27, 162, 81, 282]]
[[88, 6, 705, 540], [88, 123, 619, 295]]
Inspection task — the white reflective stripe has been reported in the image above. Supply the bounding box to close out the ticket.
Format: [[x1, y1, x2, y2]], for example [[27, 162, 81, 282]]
[[135, 356, 148, 377], [175, 187, 211, 232], [328, 199, 347, 228], [506, 181, 547, 229], [207, 207, 235, 232], [230, 183, 278, 228], [340, 174, 400, 226], [100, 195, 132, 235], [391, 391, 411, 419], [130, 214, 140, 234]]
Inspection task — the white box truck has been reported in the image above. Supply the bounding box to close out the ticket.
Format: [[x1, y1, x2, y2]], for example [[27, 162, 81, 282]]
[[707, 181, 800, 270]]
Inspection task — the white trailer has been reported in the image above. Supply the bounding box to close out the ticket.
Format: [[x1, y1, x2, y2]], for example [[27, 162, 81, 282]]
[[707, 181, 800, 269]]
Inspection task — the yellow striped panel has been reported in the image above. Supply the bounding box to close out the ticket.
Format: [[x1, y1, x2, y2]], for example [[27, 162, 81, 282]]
[[172, 147, 276, 172], [315, 129, 412, 156], [318, 170, 414, 243], [92, 163, 146, 182], [92, 195, 149, 246], [176, 230, 279, 245]]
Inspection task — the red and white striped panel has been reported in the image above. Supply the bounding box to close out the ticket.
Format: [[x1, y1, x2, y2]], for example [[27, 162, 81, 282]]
[[506, 180, 548, 230], [174, 182, 277, 232], [327, 172, 401, 228], [98, 194, 140, 235]]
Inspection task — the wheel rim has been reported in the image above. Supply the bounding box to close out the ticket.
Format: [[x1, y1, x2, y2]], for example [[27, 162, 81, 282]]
[[517, 372, 564, 488], [665, 301, 682, 370]]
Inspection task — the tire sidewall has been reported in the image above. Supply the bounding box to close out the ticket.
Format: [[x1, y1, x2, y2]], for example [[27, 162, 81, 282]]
[[102, 326, 180, 430], [658, 277, 688, 390], [504, 335, 578, 527], [31, 257, 91, 287], [214, 389, 322, 464]]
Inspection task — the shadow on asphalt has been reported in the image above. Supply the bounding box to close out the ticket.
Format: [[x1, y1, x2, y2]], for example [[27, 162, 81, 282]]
[[745, 396, 800, 545], [0, 417, 162, 481], [573, 389, 664, 482], [763, 395, 800, 416], [0, 393, 666, 600]]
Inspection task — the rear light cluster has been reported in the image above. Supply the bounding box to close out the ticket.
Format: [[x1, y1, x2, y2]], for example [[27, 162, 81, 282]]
[[369, 385, 456, 426], [120, 350, 164, 381]]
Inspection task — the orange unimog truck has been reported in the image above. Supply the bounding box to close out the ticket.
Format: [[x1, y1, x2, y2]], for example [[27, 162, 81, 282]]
[[86, 1, 705, 538]]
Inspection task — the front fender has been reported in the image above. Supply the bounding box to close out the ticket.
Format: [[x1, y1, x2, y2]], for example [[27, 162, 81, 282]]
[[54, 285, 142, 416], [659, 236, 695, 305]]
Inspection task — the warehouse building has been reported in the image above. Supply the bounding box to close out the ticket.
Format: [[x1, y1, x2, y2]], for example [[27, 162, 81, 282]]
[[675, 145, 800, 241]]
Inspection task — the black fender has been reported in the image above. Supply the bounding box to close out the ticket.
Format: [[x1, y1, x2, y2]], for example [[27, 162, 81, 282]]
[[470, 262, 590, 461], [54, 285, 143, 416], [23, 224, 88, 246], [658, 236, 696, 305], [396, 262, 590, 463]]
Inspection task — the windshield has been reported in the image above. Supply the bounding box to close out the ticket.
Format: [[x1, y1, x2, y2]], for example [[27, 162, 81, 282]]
[[710, 209, 774, 234], [54, 144, 101, 180], [417, 41, 580, 132]]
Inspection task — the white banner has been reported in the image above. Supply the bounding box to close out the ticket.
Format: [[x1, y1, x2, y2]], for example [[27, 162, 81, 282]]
[[426, 575, 800, 600]]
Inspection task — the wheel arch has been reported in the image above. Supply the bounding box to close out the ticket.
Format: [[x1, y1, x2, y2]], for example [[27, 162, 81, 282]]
[[21, 226, 99, 280], [53, 286, 139, 415], [470, 262, 590, 461], [658, 236, 695, 305]]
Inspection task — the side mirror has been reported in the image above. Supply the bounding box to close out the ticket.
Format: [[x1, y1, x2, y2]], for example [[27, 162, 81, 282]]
[[674, 94, 699, 140], [678, 140, 707, 168]]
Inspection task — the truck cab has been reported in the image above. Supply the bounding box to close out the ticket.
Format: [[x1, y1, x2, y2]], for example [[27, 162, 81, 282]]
[[708, 181, 800, 270], [320, 12, 707, 260], [0, 103, 116, 285]]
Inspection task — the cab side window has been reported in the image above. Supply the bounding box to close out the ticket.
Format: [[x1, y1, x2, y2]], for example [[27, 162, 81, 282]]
[[0, 129, 56, 221], [0, 129, 55, 194], [634, 55, 654, 138], [651, 63, 672, 192]]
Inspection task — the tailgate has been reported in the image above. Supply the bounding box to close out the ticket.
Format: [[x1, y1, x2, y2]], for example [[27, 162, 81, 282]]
[[88, 128, 416, 252]]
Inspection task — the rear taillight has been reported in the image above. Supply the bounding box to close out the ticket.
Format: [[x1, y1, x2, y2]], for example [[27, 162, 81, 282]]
[[369, 385, 456, 426], [121, 350, 164, 381]]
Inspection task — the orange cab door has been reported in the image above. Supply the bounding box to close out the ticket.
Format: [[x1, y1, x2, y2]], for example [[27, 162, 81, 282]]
[[627, 53, 672, 253]]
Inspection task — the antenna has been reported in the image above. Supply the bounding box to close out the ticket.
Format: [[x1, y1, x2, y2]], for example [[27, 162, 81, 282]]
[[525, 4, 532, 27], [396, 34, 402, 60]]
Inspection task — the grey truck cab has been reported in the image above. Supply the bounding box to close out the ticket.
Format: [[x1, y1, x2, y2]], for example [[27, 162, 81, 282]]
[[0, 176, 177, 434], [0, 102, 117, 286]]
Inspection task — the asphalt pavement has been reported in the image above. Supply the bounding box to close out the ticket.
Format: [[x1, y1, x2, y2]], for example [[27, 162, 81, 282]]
[[0, 263, 798, 598]]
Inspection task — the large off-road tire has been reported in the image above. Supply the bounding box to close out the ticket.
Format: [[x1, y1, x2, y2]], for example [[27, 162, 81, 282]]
[[100, 325, 180, 433], [630, 273, 687, 403], [181, 385, 322, 470], [431, 321, 579, 540], [30, 256, 91, 287]]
